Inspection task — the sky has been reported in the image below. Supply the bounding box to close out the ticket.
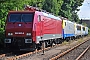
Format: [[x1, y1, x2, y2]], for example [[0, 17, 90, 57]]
[[77, 0, 90, 19]]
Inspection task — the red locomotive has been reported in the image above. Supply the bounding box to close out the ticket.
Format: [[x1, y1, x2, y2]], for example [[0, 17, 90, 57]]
[[5, 5, 62, 51]]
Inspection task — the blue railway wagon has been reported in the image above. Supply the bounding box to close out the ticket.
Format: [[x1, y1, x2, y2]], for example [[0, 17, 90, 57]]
[[62, 19, 75, 40]]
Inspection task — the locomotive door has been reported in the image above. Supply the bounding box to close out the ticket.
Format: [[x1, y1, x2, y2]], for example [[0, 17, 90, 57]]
[[38, 15, 45, 54], [38, 15, 43, 39]]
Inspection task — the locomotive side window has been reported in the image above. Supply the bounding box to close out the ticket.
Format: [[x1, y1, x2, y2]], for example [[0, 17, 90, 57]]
[[22, 14, 34, 22], [9, 14, 21, 22], [9, 13, 34, 22], [77, 26, 81, 30], [38, 15, 41, 22], [83, 27, 85, 31], [65, 22, 66, 26]]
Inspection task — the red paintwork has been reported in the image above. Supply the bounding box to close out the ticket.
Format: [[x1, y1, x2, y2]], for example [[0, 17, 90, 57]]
[[35, 11, 62, 36], [43, 17, 62, 34], [6, 22, 33, 37]]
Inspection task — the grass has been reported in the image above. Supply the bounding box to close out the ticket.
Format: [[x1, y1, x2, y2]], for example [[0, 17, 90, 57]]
[[77, 39, 83, 43], [62, 41, 69, 45], [61, 37, 86, 46]]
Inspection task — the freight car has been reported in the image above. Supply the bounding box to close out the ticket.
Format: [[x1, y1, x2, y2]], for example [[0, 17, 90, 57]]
[[5, 5, 63, 51]]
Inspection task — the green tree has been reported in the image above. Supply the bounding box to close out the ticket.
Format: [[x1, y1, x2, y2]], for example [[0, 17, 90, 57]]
[[42, 0, 63, 15], [59, 0, 84, 22]]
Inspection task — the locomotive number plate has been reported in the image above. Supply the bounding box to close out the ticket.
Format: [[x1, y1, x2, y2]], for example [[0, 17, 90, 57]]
[[15, 32, 24, 34]]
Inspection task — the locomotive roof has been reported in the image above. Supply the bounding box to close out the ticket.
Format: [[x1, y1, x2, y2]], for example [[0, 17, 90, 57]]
[[42, 12, 62, 21], [9, 11, 34, 13], [9, 11, 61, 21], [24, 5, 61, 20]]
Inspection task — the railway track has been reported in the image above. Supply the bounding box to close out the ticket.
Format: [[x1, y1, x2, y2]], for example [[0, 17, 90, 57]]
[[50, 38, 90, 60], [0, 54, 5, 58], [0, 52, 28, 60], [0, 52, 13, 60], [0, 43, 62, 60], [5, 44, 62, 60], [7, 37, 88, 60], [0, 36, 90, 60], [76, 45, 90, 60], [0, 42, 65, 60], [79, 45, 90, 60]]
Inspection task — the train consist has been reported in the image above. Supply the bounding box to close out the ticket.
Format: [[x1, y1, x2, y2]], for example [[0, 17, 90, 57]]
[[4, 5, 88, 51]]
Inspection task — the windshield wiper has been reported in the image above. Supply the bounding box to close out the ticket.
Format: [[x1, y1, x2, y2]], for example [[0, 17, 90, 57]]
[[13, 15, 21, 24], [21, 14, 27, 24], [13, 20, 17, 24]]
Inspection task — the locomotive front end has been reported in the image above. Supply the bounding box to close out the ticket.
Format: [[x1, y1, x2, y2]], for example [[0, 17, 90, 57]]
[[5, 11, 35, 51]]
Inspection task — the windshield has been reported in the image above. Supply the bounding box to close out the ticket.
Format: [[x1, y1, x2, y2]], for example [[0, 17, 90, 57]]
[[9, 13, 34, 22]]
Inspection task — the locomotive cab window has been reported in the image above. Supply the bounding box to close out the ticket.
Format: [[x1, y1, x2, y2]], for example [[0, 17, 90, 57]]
[[8, 13, 34, 22], [22, 14, 34, 22], [38, 15, 41, 22]]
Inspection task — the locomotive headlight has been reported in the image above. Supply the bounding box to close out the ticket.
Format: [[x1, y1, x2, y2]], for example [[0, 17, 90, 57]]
[[25, 39, 32, 43], [8, 33, 13, 36], [11, 33, 13, 35], [26, 33, 31, 36], [8, 33, 11, 35], [5, 39, 11, 43]]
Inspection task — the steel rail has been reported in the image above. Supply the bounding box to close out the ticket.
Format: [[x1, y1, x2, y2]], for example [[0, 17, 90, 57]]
[[6, 44, 61, 60], [0, 54, 5, 58], [76, 45, 90, 60], [50, 39, 89, 60]]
